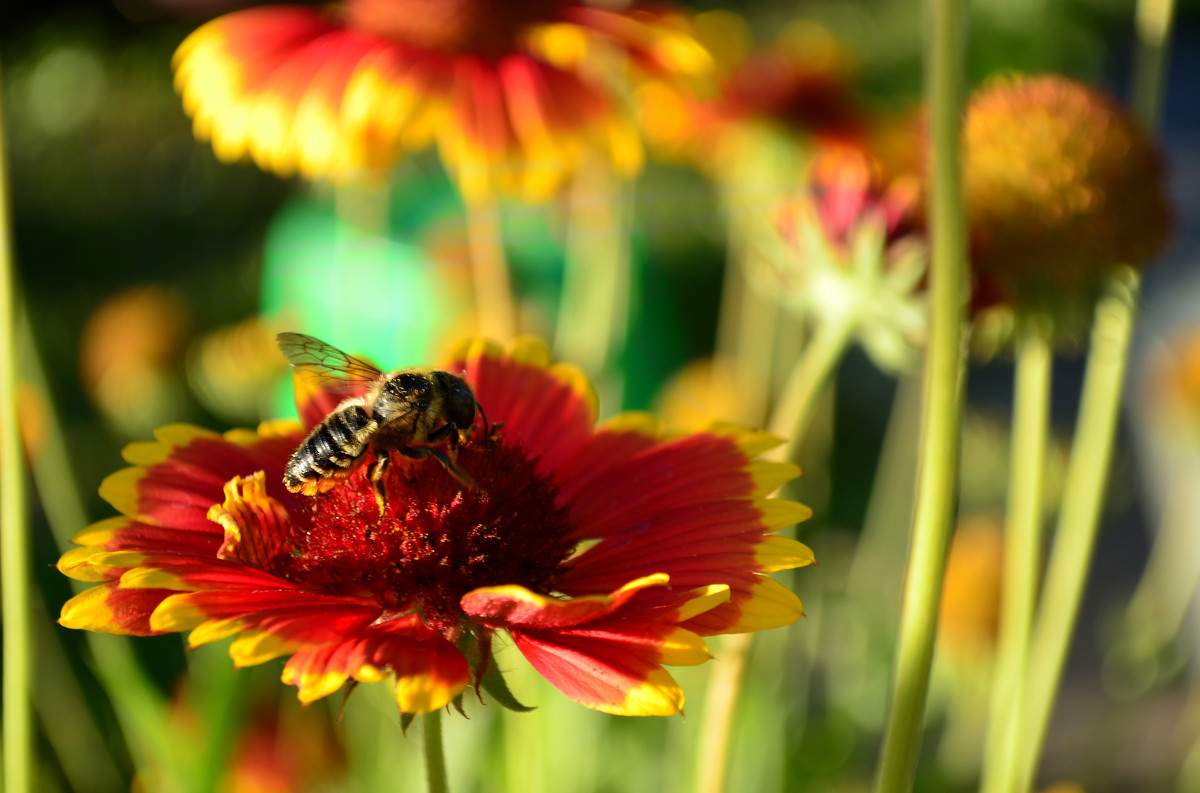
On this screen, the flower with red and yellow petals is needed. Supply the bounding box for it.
[59,338,813,716]
[173,0,712,200]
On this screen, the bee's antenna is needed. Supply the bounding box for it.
[476,400,490,439]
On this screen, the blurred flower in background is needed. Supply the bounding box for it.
[80,284,190,436]
[59,338,814,716]
[763,147,927,373]
[187,316,288,424]
[938,515,1004,664]
[220,699,346,793]
[965,74,1171,335]
[640,16,861,170]
[172,0,713,199]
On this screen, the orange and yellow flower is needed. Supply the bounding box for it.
[965,74,1171,310]
[59,338,813,716]
[173,0,712,200]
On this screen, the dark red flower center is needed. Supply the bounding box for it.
[343,0,568,56]
[281,435,577,634]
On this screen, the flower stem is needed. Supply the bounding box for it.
[1011,0,1174,779]
[872,0,968,786]
[695,311,855,793]
[1132,0,1177,128]
[1015,269,1139,791]
[980,318,1052,793]
[693,632,753,793]
[424,709,449,793]
[466,196,517,340]
[769,312,857,466]
[554,159,630,396]
[0,75,34,793]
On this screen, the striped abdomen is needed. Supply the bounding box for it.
[284,403,377,495]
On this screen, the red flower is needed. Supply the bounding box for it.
[173,0,712,199]
[60,338,813,716]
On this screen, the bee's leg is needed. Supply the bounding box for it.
[428,448,479,490]
[425,423,460,452]
[368,454,390,516]
[398,445,478,491]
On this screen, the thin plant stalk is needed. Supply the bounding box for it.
[1015,270,1139,791]
[1012,0,1175,780]
[980,319,1052,793]
[872,0,969,786]
[0,73,34,793]
[18,313,187,787]
[554,158,631,394]
[424,709,449,793]
[770,313,858,466]
[693,632,753,793]
[1131,0,1177,128]
[694,311,856,793]
[715,207,781,428]
[466,196,517,340]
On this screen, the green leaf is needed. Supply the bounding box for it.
[480,661,535,713]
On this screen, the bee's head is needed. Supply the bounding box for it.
[432,371,477,431]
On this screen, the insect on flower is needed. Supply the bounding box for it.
[277,332,485,504]
[57,338,815,717]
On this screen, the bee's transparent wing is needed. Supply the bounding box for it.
[276,332,384,389]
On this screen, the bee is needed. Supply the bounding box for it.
[276,332,483,502]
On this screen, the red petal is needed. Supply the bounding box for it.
[511,628,683,716]
[282,616,469,711]
[456,347,593,475]
[108,430,299,531]
[557,431,757,539]
[460,575,666,630]
[161,589,382,645]
[59,583,175,636]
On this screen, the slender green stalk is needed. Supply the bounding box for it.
[0,73,35,793]
[554,159,630,392]
[695,311,855,793]
[466,196,517,341]
[424,709,449,793]
[1131,0,1177,128]
[872,0,968,787]
[980,320,1052,793]
[20,310,186,787]
[1015,270,1139,791]
[769,313,858,466]
[1012,0,1174,781]
[846,375,922,615]
[693,632,753,793]
[715,201,781,428]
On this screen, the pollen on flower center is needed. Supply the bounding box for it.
[343,0,566,55]
[291,436,576,632]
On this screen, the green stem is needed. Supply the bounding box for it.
[18,317,182,787]
[872,0,968,787]
[980,319,1052,793]
[466,196,517,341]
[1015,270,1139,791]
[693,632,753,793]
[554,159,630,396]
[1131,0,1177,128]
[1012,0,1174,779]
[0,72,34,793]
[424,709,449,793]
[769,313,858,466]
[695,311,855,793]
